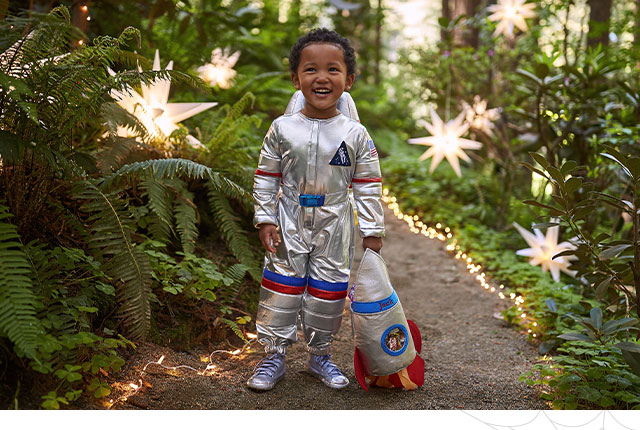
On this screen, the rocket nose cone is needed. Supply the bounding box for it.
[352,249,394,302]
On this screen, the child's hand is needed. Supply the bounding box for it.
[259,224,281,253]
[362,236,383,253]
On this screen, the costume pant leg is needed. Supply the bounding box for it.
[256,196,309,354]
[302,202,354,355]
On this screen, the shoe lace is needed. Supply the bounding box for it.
[252,354,282,377]
[314,354,343,377]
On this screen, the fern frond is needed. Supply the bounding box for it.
[223,264,249,285]
[0,204,39,359]
[220,317,247,342]
[141,177,175,243]
[173,187,198,254]
[206,184,260,280]
[104,158,247,200]
[73,180,152,340]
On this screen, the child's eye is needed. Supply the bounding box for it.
[329,67,339,72]
[305,67,316,72]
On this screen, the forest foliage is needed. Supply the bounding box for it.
[2,0,640,410]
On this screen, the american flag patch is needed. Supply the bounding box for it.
[368,139,377,157]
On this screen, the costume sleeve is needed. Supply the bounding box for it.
[352,129,385,237]
[253,122,281,228]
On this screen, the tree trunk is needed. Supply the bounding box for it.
[71,0,90,47]
[453,0,480,48]
[587,0,613,49]
[441,0,451,42]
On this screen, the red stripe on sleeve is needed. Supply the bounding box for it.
[255,169,282,178]
[262,278,305,295]
[351,177,382,183]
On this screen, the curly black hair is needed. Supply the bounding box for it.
[288,28,356,76]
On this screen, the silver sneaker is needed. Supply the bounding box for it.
[246,353,286,391]
[306,354,349,389]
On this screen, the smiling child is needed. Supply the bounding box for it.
[248,28,385,391]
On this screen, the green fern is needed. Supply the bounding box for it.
[206,184,259,280]
[173,186,198,254]
[220,317,247,342]
[0,204,40,359]
[141,177,176,244]
[104,158,246,200]
[73,181,152,340]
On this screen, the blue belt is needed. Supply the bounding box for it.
[299,194,325,207]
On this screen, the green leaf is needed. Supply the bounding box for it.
[627,157,640,178]
[600,244,632,260]
[558,332,593,342]
[547,166,564,185]
[601,152,632,177]
[529,152,549,169]
[616,342,640,353]
[519,162,548,178]
[517,69,544,86]
[564,177,582,194]
[539,340,557,354]
[599,396,616,408]
[590,308,603,330]
[546,298,558,313]
[595,276,613,300]
[560,160,578,175]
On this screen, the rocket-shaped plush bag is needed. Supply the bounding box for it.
[349,248,425,391]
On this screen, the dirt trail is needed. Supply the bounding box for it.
[99,205,547,410]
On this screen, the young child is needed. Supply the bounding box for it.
[248,28,385,391]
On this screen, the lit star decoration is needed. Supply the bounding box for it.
[408,108,482,177]
[513,222,577,282]
[462,96,500,137]
[196,48,240,89]
[487,0,536,38]
[109,50,217,147]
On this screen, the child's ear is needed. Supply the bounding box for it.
[291,72,301,90]
[345,73,355,91]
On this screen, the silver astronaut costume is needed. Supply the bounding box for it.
[253,91,385,355]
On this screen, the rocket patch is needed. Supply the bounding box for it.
[329,141,351,166]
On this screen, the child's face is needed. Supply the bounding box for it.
[291,43,355,119]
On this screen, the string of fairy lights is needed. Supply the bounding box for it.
[381,188,537,337]
[107,334,258,408]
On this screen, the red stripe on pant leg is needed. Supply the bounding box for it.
[306,287,347,300]
[351,177,382,183]
[262,278,305,295]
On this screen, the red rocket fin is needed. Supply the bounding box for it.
[407,319,422,353]
[354,347,369,392]
[405,353,425,388]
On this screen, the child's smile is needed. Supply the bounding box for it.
[291,43,355,119]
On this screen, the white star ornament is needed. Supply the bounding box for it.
[513,222,577,282]
[408,108,482,177]
[109,49,216,147]
[463,96,500,137]
[196,48,240,89]
[487,0,536,38]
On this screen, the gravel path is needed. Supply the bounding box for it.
[99,205,547,410]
